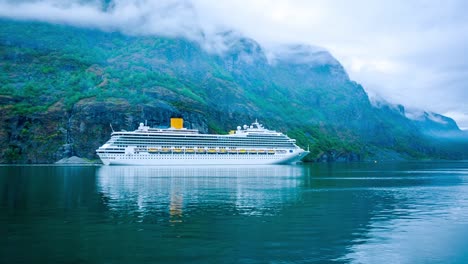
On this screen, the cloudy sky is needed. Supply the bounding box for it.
[1,0,467,129]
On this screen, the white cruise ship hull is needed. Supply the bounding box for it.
[96,119,310,166]
[98,150,308,166]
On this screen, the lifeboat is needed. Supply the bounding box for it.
[160,148,171,153]
[148,148,158,153]
[185,148,195,154]
[196,148,206,153]
[173,148,182,153]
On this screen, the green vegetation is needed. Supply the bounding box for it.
[1,19,467,163]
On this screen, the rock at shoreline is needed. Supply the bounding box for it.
[55,156,97,164]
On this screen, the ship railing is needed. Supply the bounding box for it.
[145,147,280,155]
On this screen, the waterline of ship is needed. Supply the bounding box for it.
[96,118,309,165]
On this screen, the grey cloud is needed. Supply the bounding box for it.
[0,0,206,45]
[1,0,467,129]
[0,0,243,54]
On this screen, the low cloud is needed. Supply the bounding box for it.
[1,0,467,128]
[0,0,222,50]
[0,0,252,54]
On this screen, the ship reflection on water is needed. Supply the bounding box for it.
[3,163,468,263]
[96,165,306,219]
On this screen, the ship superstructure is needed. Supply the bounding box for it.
[96,118,309,165]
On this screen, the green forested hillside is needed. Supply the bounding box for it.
[0,19,466,163]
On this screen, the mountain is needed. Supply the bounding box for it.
[1,19,467,163]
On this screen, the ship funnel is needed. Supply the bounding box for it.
[170,117,184,129]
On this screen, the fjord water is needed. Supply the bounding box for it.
[1,162,468,263]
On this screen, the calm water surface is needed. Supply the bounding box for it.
[1,162,468,263]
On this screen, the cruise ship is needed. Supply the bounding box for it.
[96,118,309,165]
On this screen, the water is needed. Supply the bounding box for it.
[1,162,468,263]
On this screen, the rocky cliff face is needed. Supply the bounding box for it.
[0,19,466,163]
[1,97,213,163]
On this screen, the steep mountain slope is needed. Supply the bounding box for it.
[0,19,466,163]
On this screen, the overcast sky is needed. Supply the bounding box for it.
[1,0,467,129]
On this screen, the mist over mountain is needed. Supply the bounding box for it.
[0,19,467,163]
